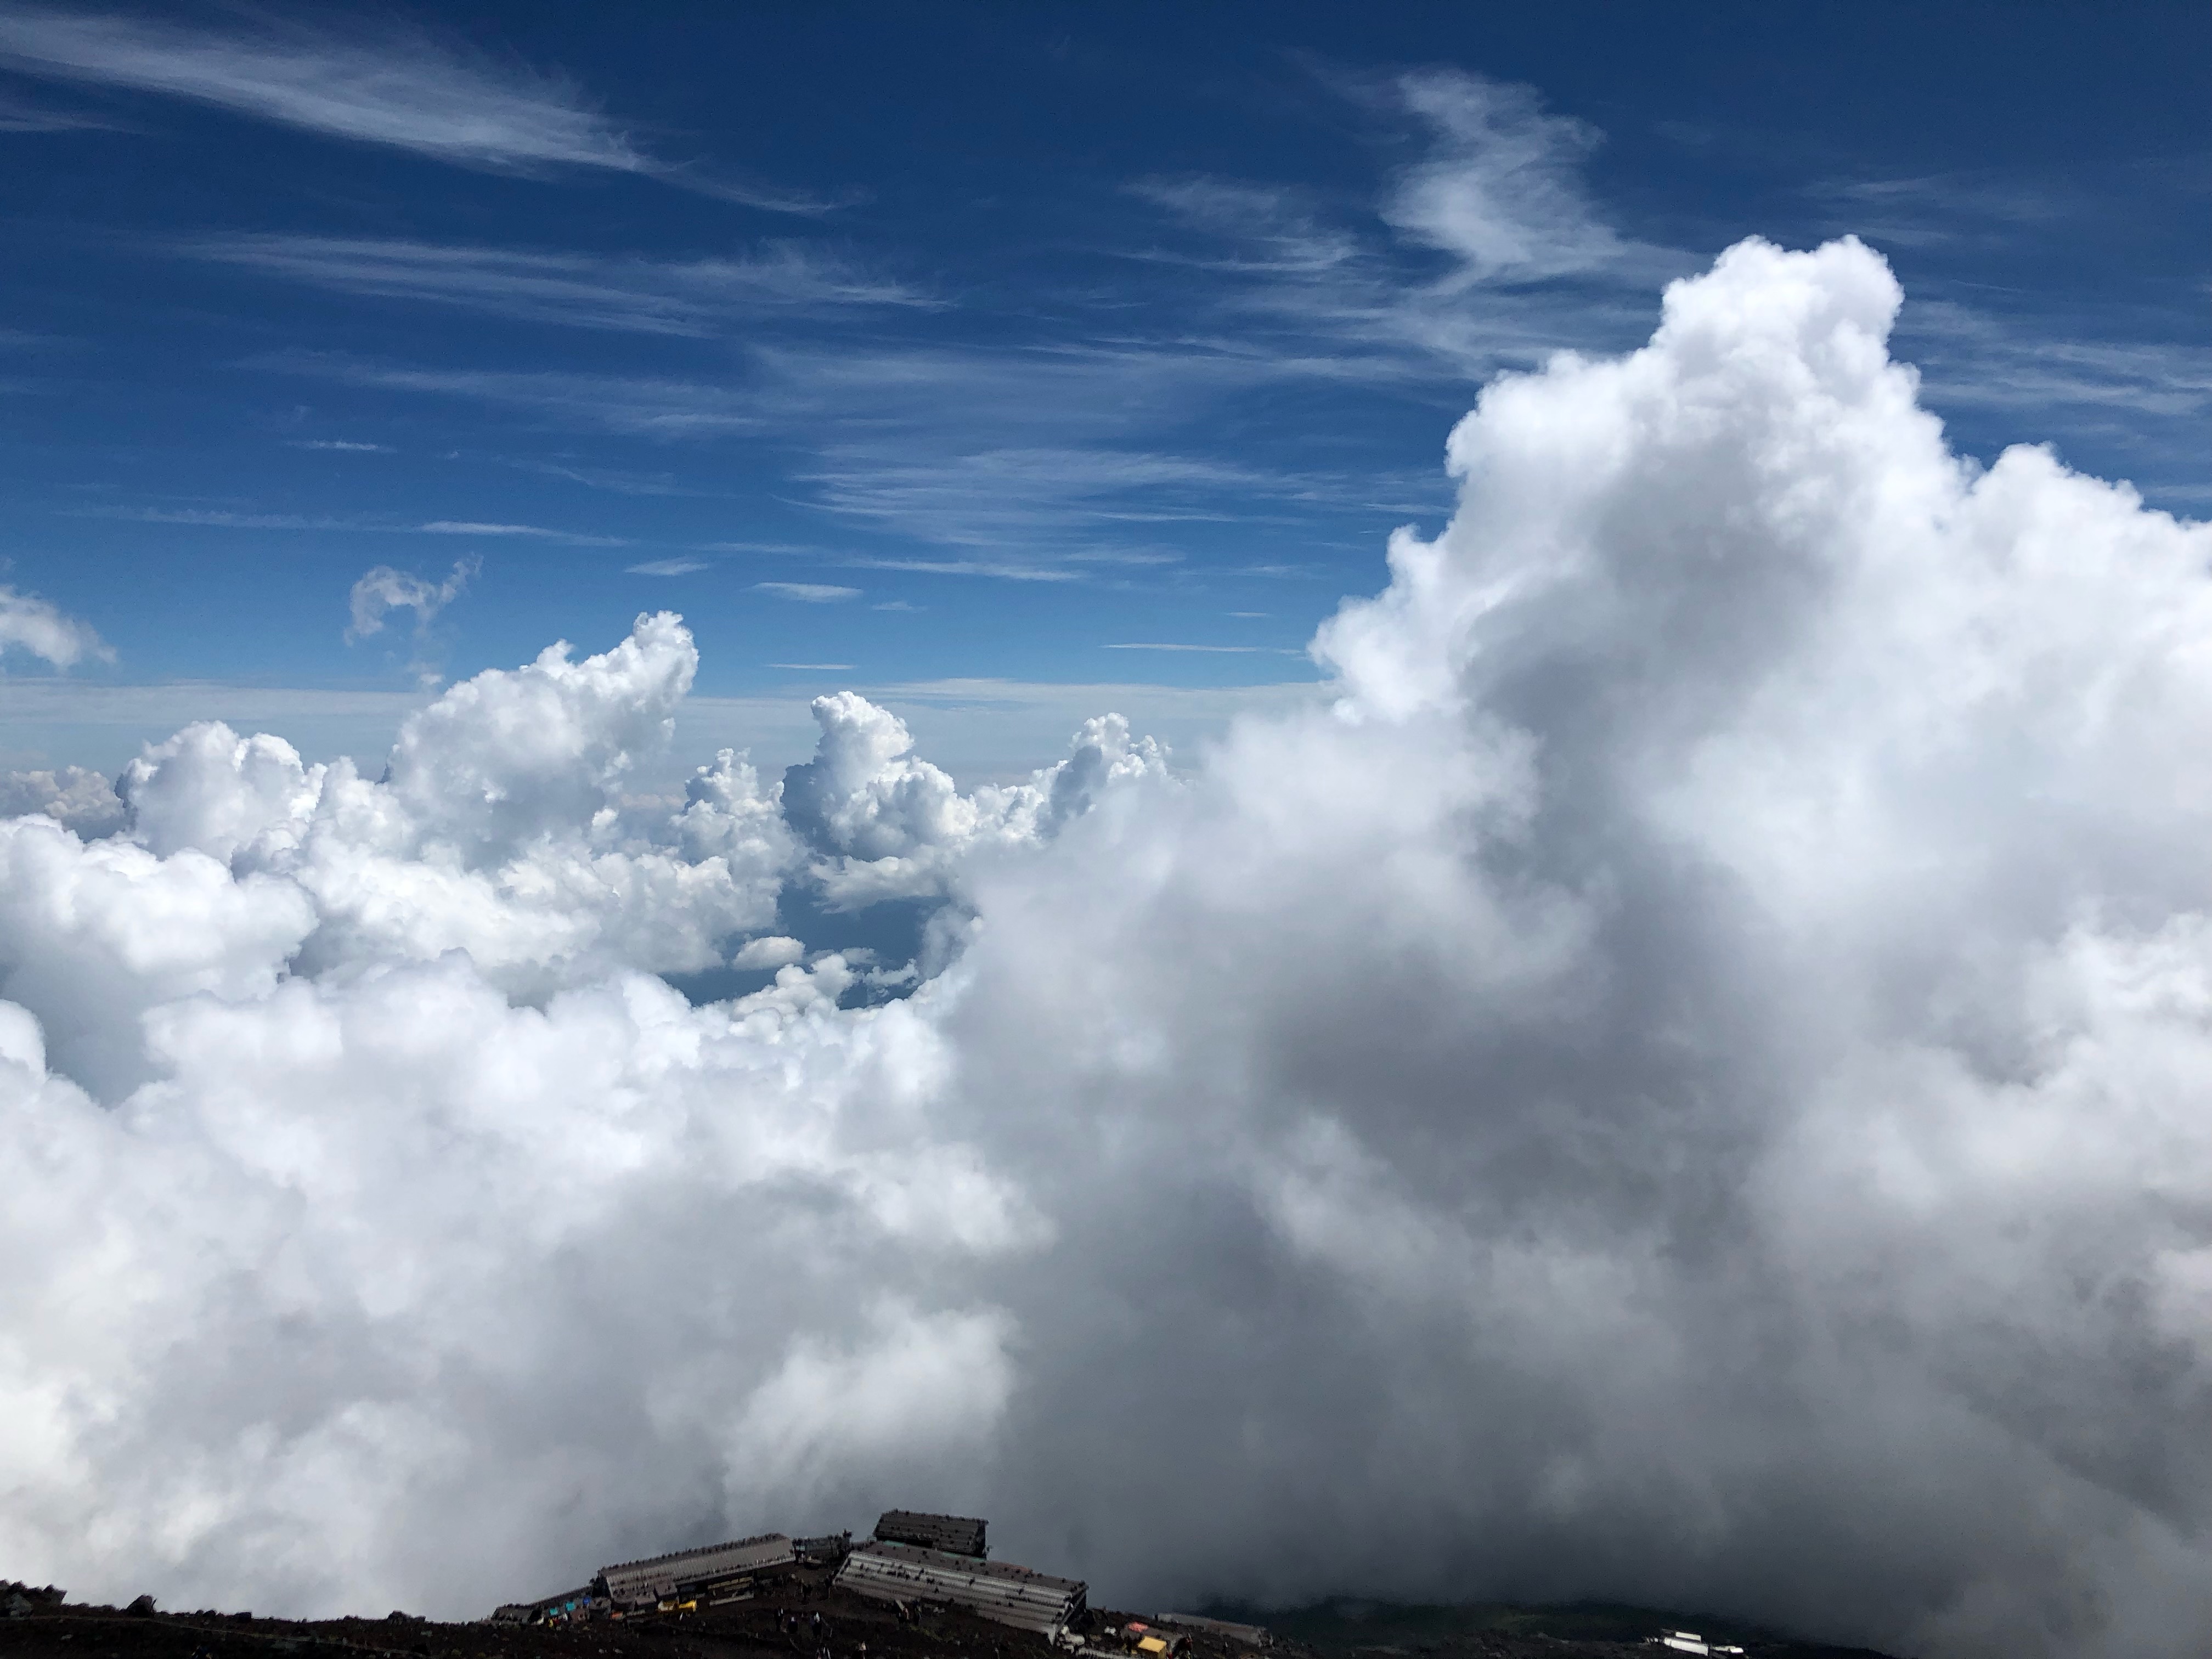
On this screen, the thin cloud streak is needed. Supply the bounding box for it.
[253,353,764,436]
[417,520,628,546]
[182,235,938,335]
[753,582,860,602]
[64,505,626,545]
[841,557,1083,583]
[1900,299,2212,420]
[1121,67,1684,383]
[0,85,127,131]
[0,6,645,173]
[0,5,835,208]
[1101,642,1287,653]
[71,506,354,530]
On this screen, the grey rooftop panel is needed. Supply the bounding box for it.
[836,1540,1084,1636]
[872,1510,988,1558]
[597,1534,794,1605]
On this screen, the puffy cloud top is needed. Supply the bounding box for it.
[2,239,2208,1659]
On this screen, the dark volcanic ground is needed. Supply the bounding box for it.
[0,1571,1903,1659]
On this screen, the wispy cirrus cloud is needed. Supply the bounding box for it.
[626,557,712,577]
[798,444,1278,551]
[75,506,336,528]
[1122,177,1361,276]
[1377,69,1627,284]
[0,83,127,131]
[223,75,1667,586]
[1899,298,2212,421]
[1101,641,1290,653]
[0,6,833,209]
[247,314,1449,583]
[839,556,1082,583]
[508,460,700,497]
[67,504,628,546]
[1122,68,1679,375]
[183,235,937,334]
[752,582,860,602]
[416,520,628,546]
[1807,168,2088,252]
[256,353,764,437]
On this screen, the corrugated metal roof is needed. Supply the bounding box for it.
[597,1534,795,1605]
[873,1510,988,1558]
[834,1541,1084,1636]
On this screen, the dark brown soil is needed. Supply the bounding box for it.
[0,1571,1900,1659]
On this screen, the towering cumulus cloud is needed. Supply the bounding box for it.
[1,239,2206,1658]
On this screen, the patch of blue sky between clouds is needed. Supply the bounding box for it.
[0,3,2199,775]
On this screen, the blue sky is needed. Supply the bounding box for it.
[1,0,2204,778]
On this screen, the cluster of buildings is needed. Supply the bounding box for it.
[1654,1634,1745,1656]
[493,1515,1749,1656]
[493,1508,1263,1652]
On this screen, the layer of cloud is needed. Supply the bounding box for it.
[0,583,111,670]
[1,241,2208,1659]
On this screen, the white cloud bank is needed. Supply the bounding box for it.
[1,239,2208,1658]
